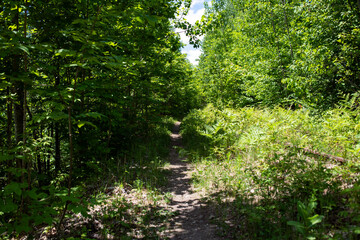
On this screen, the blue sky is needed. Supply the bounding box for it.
[177,0,211,65]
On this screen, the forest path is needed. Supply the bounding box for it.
[164,121,220,240]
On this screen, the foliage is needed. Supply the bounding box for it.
[181,101,360,239]
[197,0,360,109]
[0,0,196,237]
[2,0,360,237]
[287,195,324,239]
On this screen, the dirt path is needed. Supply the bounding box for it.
[165,121,220,240]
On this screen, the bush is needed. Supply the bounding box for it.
[181,103,360,239]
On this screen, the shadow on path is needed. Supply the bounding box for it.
[165,122,221,240]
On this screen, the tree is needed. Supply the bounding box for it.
[0,0,196,236]
[197,0,360,109]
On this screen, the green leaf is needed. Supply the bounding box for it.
[77,112,105,119]
[69,204,89,217]
[55,49,77,57]
[42,215,54,225]
[4,182,22,196]
[26,189,38,200]
[0,73,7,81]
[308,214,324,227]
[135,16,144,23]
[64,63,83,68]
[77,121,85,128]
[145,15,158,27]
[15,216,32,233]
[63,195,80,203]
[0,201,18,213]
[18,45,29,55]
[48,111,68,121]
[77,120,97,129]
[0,154,14,162]
[287,221,305,234]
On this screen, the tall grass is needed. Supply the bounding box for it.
[181,103,360,239]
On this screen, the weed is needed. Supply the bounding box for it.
[181,103,360,239]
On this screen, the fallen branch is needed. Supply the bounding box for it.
[285,143,347,164]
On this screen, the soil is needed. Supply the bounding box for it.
[164,121,221,240]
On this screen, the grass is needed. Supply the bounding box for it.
[181,103,360,239]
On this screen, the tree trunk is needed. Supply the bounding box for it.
[12,8,25,179]
[54,65,61,173]
[67,106,74,191]
[48,126,53,174]
[6,87,12,148]
[24,1,30,189]
[13,80,24,167]
[6,86,13,183]
[36,127,42,174]
[55,123,61,172]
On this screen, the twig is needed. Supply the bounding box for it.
[285,142,347,164]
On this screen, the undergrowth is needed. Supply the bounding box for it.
[181,102,360,239]
[85,116,176,190]
[1,117,176,239]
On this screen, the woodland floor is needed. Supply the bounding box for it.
[36,122,222,239]
[164,122,221,240]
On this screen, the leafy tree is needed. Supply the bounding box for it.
[197,0,360,109]
[0,0,197,237]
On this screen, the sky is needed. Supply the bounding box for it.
[177,0,211,65]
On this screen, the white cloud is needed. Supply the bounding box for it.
[176,0,210,65]
[184,48,202,65]
[176,1,205,44]
[186,6,205,25]
[177,29,189,44]
[192,0,206,5]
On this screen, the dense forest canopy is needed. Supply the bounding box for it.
[197,0,360,109]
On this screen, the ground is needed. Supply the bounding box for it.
[164,121,221,240]
[35,121,222,240]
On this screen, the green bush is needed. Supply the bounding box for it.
[181,102,360,239]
